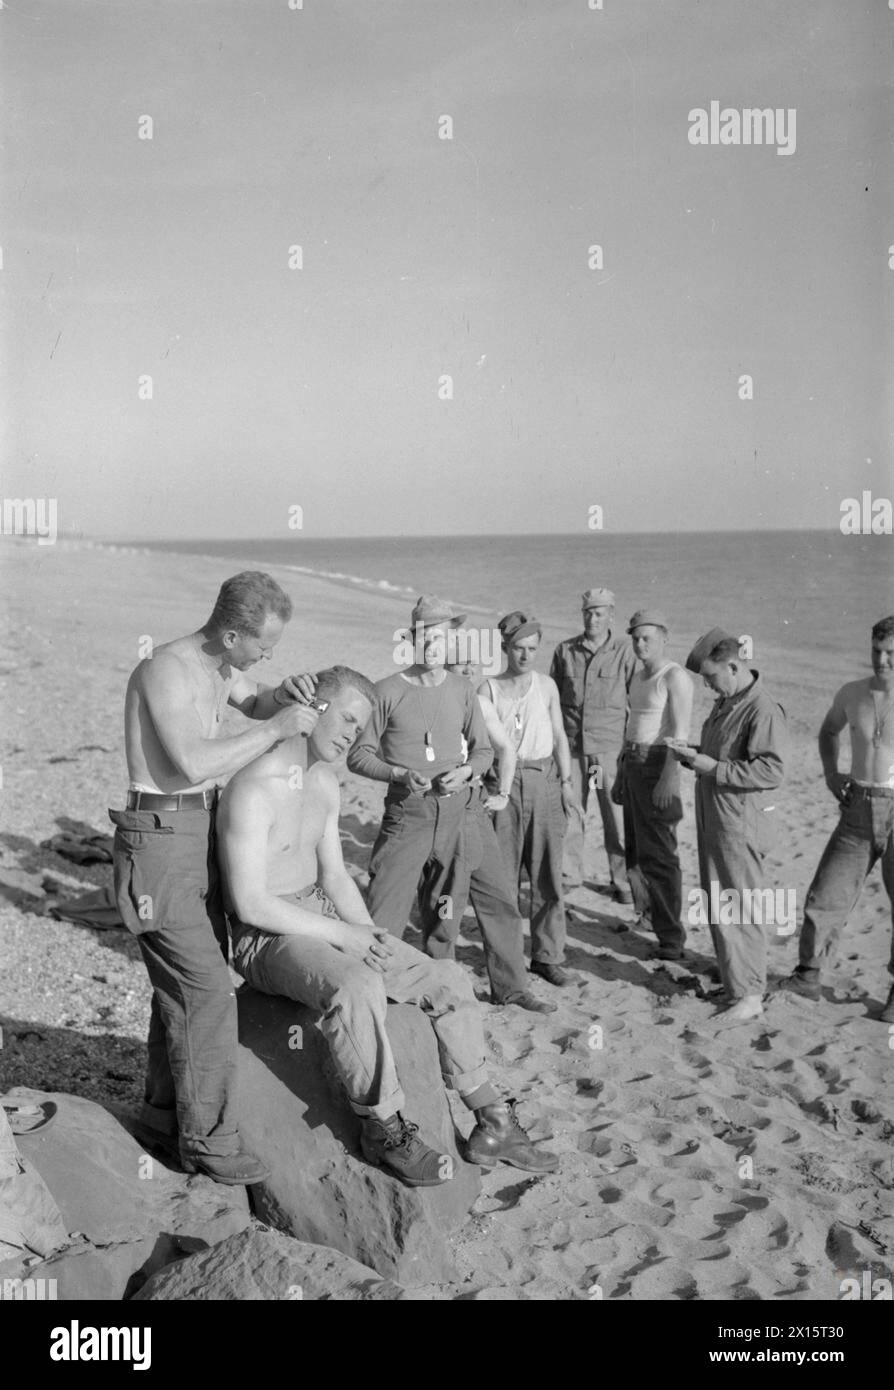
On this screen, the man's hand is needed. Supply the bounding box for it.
[433,765,472,794]
[667,741,699,768]
[652,777,678,809]
[334,922,395,975]
[393,767,432,793]
[825,771,851,804]
[484,792,509,812]
[273,702,321,739]
[560,777,577,818]
[275,673,317,704]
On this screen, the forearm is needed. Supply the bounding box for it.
[468,745,495,776]
[346,744,396,781]
[715,752,785,791]
[319,869,375,927]
[178,719,283,783]
[554,726,572,782]
[246,686,285,720]
[234,891,347,944]
[498,742,517,793]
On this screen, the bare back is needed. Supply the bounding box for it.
[125,634,234,793]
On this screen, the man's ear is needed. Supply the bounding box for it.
[221,629,239,650]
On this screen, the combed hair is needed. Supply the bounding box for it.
[208,572,293,637]
[707,637,742,663]
[315,665,377,705]
[872,615,894,643]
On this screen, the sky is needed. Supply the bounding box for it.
[2,0,891,539]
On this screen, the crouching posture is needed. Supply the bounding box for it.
[217,666,558,1187]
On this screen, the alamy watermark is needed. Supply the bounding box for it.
[1,497,58,545]
[688,103,796,157]
[392,624,502,678]
[687,881,796,935]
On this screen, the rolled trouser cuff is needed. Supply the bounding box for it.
[349,1089,406,1122]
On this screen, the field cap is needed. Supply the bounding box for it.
[582,587,615,609]
[499,610,542,644]
[686,627,737,674]
[410,594,466,628]
[627,608,669,634]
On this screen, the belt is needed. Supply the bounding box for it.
[516,757,553,772]
[851,784,894,799]
[625,741,660,754]
[126,789,217,811]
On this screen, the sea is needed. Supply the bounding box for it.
[138,531,889,669]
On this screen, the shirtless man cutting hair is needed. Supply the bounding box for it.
[111,570,319,1184]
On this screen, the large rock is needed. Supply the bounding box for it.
[133,1225,423,1300]
[0,1088,250,1299]
[237,990,481,1286]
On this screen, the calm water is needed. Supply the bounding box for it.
[140,531,888,664]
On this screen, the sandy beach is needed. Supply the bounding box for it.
[1,537,891,1300]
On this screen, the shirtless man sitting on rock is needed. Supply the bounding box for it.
[217,665,559,1188]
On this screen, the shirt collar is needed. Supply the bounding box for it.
[577,627,615,654]
[716,669,761,711]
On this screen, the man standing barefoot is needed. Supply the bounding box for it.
[672,630,787,1023]
[550,588,636,900]
[779,616,894,1022]
[110,571,319,1183]
[621,610,693,961]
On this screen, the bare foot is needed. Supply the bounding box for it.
[714,994,764,1024]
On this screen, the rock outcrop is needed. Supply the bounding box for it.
[237,990,481,1286]
[133,1225,423,1300]
[0,1088,250,1299]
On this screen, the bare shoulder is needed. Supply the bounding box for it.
[666,664,691,687]
[219,763,278,824]
[538,672,560,700]
[306,762,341,809]
[135,638,196,692]
[835,678,872,712]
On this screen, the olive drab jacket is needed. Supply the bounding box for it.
[549,630,637,756]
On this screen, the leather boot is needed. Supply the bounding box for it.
[465,1099,559,1174]
[530,961,576,987]
[493,990,557,1014]
[360,1113,453,1187]
[776,970,821,1001]
[181,1150,271,1186]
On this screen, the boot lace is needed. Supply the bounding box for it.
[381,1116,422,1154]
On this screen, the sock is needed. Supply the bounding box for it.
[461,1082,501,1111]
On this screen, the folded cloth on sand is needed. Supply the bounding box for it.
[48,883,123,931]
[0,1104,69,1261]
[40,832,114,865]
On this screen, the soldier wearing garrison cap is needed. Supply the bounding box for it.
[550,587,637,900]
[671,628,788,1022]
[479,611,576,986]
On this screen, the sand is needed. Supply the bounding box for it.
[1,537,892,1300]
